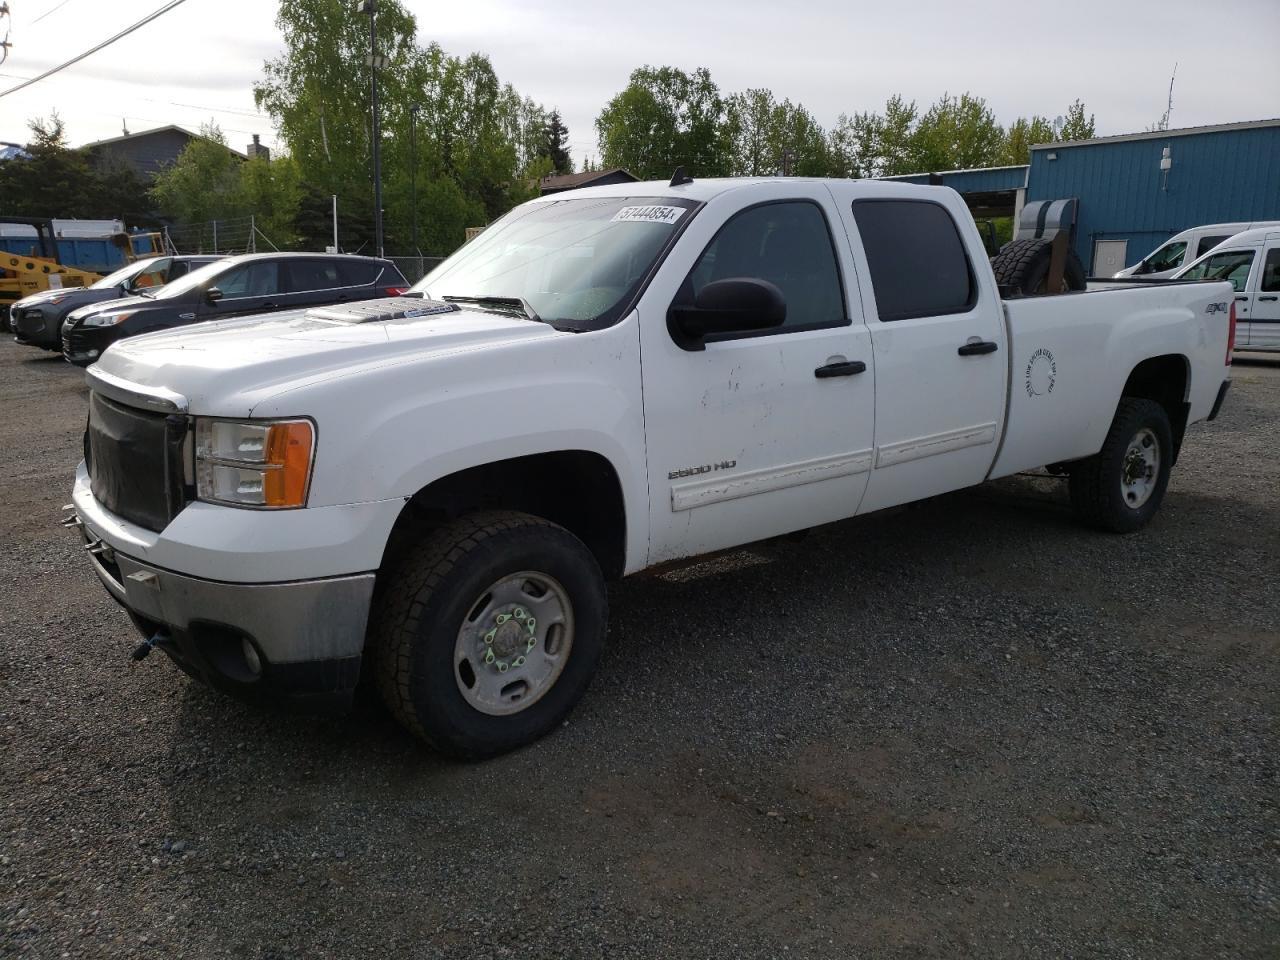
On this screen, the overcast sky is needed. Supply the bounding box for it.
[1,0,1277,164]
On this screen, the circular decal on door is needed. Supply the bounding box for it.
[1025,348,1057,397]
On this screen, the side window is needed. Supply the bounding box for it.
[852,199,975,322]
[216,262,281,298]
[288,259,344,292]
[1180,250,1255,292]
[1195,235,1231,257]
[1140,241,1187,274]
[131,258,170,289]
[682,201,845,332]
[1261,248,1280,293]
[338,259,383,286]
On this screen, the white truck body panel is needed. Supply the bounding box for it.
[79,177,1234,586]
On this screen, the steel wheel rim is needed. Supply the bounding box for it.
[454,570,574,716]
[1120,427,1160,509]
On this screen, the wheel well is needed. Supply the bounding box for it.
[381,451,628,580]
[1122,354,1190,462]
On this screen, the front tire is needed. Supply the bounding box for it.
[371,511,607,759]
[1069,398,1173,533]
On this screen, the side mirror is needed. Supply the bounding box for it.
[668,278,786,350]
[205,286,223,304]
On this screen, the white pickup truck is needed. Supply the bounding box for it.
[68,177,1235,757]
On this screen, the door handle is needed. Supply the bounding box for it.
[1256,295,1276,302]
[814,360,867,378]
[958,340,999,356]
[262,302,278,309]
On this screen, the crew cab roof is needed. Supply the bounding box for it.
[526,175,941,205]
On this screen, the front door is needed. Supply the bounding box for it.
[199,260,285,324]
[832,190,1008,514]
[638,183,876,565]
[1250,244,1280,350]
[1179,248,1258,348]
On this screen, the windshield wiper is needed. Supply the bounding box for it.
[134,287,156,298]
[442,295,543,324]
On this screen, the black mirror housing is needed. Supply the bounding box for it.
[668,277,786,350]
[205,286,224,304]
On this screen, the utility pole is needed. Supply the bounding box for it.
[410,103,421,259]
[361,0,384,258]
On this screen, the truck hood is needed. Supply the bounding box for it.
[68,294,149,321]
[15,286,114,310]
[89,298,563,416]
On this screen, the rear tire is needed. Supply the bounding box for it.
[991,238,1087,295]
[1069,398,1172,533]
[371,511,607,759]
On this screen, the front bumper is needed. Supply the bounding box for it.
[63,323,120,366]
[70,509,376,711]
[11,306,64,348]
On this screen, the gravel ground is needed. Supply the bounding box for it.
[1,341,1277,959]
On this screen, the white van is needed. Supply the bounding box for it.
[1173,226,1280,352]
[1115,221,1280,279]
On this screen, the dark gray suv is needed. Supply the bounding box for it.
[11,255,222,350]
[62,253,410,366]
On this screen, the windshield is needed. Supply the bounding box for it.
[1137,240,1187,274]
[1178,249,1255,292]
[414,196,699,330]
[151,258,236,299]
[90,258,159,290]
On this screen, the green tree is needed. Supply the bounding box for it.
[149,122,246,225]
[1058,99,1096,141]
[595,65,729,179]
[0,114,154,223]
[540,110,572,174]
[238,154,304,249]
[909,92,1005,172]
[256,1,547,254]
[1001,115,1056,164]
[724,88,777,175]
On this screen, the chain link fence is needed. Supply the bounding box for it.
[387,256,445,284]
[164,216,280,256]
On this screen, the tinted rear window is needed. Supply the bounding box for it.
[338,260,385,286]
[852,200,975,322]
[289,259,344,292]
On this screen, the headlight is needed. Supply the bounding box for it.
[194,418,315,508]
[82,311,134,327]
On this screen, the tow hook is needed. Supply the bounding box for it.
[131,631,171,662]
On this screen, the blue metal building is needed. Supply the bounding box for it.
[1026,118,1280,273]
[884,118,1280,276]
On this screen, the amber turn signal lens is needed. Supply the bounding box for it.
[262,421,314,507]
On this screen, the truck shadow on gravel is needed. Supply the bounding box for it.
[154,474,1279,957]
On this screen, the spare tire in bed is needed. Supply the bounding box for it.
[991,238,1087,295]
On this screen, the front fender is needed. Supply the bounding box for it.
[251,316,651,574]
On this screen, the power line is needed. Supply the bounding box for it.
[31,0,76,25]
[0,0,191,99]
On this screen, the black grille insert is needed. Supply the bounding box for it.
[85,392,188,532]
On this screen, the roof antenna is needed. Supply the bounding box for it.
[669,166,693,187]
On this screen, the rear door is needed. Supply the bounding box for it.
[832,189,1008,514]
[285,258,348,308]
[638,182,876,564]
[1250,244,1280,350]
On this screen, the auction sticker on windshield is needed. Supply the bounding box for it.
[611,205,686,225]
